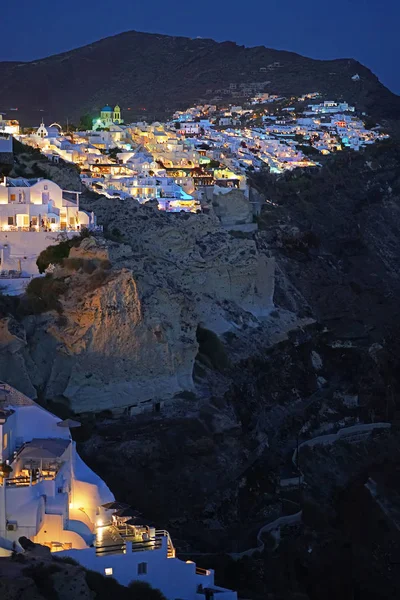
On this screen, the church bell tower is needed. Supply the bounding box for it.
[113,105,122,124]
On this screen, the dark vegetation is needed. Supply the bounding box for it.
[196,325,230,371]
[85,570,167,600]
[22,276,67,314]
[22,563,62,600]
[0,231,111,318]
[36,231,90,273]
[10,556,166,600]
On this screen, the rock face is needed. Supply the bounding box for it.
[0,201,275,412]
[43,267,197,412]
[11,142,82,192]
[211,187,253,227]
[0,541,93,600]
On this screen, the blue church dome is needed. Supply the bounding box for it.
[101,106,113,112]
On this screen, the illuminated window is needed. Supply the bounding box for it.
[3,433,8,450]
[138,562,147,575]
[105,568,113,576]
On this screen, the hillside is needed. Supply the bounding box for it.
[0,30,400,125]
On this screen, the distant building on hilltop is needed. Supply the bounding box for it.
[93,105,123,130]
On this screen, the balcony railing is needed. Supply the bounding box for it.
[5,472,57,486]
[95,536,162,556]
[94,528,174,557]
[0,224,103,233]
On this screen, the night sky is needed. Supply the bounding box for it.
[1,0,399,94]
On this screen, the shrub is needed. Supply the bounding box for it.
[37,239,78,273]
[84,570,167,600]
[53,555,79,566]
[104,226,124,242]
[196,326,230,371]
[0,292,20,318]
[36,231,90,273]
[127,580,167,600]
[22,564,61,600]
[22,275,67,314]
[85,569,124,599]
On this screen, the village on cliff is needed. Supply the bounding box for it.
[0,90,391,598]
[0,92,389,291]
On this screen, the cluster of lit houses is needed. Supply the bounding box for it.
[0,94,388,284]
[8,94,388,208]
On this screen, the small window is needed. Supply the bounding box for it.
[8,217,14,225]
[3,433,8,450]
[105,568,113,576]
[44,185,48,190]
[138,562,147,575]
[10,194,16,202]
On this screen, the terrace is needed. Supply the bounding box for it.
[3,438,70,487]
[95,523,175,558]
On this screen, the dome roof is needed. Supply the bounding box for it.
[101,106,113,112]
[114,105,121,111]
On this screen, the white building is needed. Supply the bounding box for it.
[0,177,93,233]
[0,383,236,600]
[178,122,200,135]
[36,121,60,139]
[0,177,98,276]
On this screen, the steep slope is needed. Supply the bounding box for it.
[78,139,400,599]
[0,203,277,412]
[0,30,399,124]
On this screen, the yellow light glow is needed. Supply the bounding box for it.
[97,519,103,527]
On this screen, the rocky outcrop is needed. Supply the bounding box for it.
[211,187,253,227]
[0,541,93,600]
[40,267,197,412]
[0,201,277,412]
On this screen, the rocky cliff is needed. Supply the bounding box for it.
[0,201,277,413]
[78,139,400,600]
[2,137,400,599]
[0,538,165,600]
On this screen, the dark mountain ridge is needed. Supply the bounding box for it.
[0,30,399,125]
